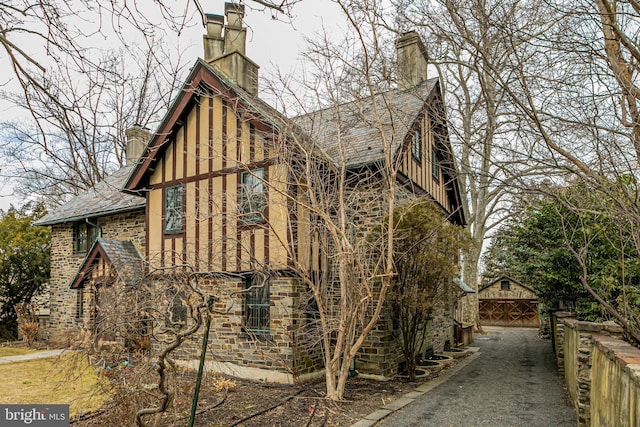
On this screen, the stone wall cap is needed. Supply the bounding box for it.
[554,311,576,318]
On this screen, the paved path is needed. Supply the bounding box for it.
[376,327,575,427]
[0,349,67,364]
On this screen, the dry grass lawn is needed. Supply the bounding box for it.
[0,353,109,416]
[0,347,37,357]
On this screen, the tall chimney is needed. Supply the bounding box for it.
[125,125,152,165]
[203,14,224,61]
[204,2,259,95]
[396,31,429,91]
[224,3,247,55]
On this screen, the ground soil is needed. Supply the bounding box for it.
[73,351,470,427]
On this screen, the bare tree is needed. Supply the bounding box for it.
[0,45,186,205]
[0,0,305,205]
[254,0,458,400]
[390,0,559,326]
[473,0,640,337]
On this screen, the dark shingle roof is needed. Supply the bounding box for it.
[35,165,144,226]
[97,239,145,285]
[292,80,436,167]
[70,238,145,288]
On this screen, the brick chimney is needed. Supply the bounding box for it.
[396,31,429,91]
[203,3,259,95]
[125,125,152,165]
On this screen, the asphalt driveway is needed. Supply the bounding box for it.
[378,327,576,427]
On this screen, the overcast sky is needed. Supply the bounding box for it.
[0,0,344,211]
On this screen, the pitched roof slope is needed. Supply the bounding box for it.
[292,79,436,167]
[35,165,144,226]
[125,58,310,191]
[70,238,145,289]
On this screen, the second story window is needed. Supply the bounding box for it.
[501,279,510,291]
[240,169,266,223]
[164,185,184,233]
[411,129,422,161]
[432,147,440,181]
[75,222,98,253]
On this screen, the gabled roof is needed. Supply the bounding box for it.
[70,238,145,289]
[480,275,536,294]
[124,58,298,192]
[123,57,464,225]
[34,165,144,226]
[292,79,437,168]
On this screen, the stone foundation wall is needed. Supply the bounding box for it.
[357,287,455,379]
[168,276,323,382]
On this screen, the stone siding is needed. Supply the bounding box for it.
[357,285,455,379]
[168,276,323,383]
[47,210,145,344]
[351,182,457,378]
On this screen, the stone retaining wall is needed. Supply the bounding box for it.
[553,313,630,426]
[590,336,640,426]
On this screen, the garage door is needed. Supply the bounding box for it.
[479,299,539,327]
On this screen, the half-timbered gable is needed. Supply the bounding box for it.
[124,60,294,275]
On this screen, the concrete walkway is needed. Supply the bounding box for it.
[0,349,67,364]
[354,327,576,427]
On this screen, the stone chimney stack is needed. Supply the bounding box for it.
[396,31,429,91]
[125,125,152,166]
[224,3,247,55]
[203,3,259,95]
[203,14,224,61]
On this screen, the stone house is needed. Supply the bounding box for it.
[34,129,148,344]
[36,3,466,382]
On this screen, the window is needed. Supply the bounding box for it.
[164,185,184,232]
[75,222,98,253]
[240,169,266,223]
[76,289,84,320]
[501,280,510,291]
[411,129,422,161]
[432,147,440,181]
[244,274,270,335]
